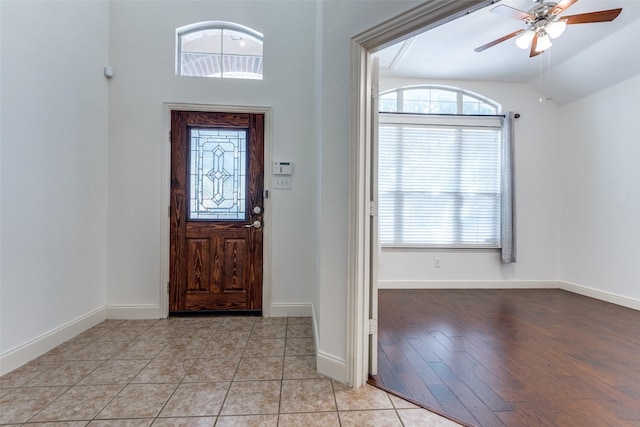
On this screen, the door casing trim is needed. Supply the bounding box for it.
[347,0,498,387]
[161,103,273,319]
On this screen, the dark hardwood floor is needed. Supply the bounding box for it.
[369,289,640,427]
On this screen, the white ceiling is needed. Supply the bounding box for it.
[374,0,640,104]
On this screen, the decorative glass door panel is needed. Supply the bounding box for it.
[170,111,264,313]
[189,128,247,220]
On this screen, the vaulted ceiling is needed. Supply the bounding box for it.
[375,0,640,104]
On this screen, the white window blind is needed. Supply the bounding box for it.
[379,113,503,247]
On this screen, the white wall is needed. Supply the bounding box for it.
[106,1,317,315]
[376,74,640,309]
[377,78,562,288]
[0,0,109,371]
[315,0,422,381]
[559,74,640,302]
[0,0,423,380]
[106,0,430,381]
[6,0,632,383]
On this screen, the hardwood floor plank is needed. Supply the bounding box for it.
[378,340,446,410]
[427,383,479,426]
[428,361,507,427]
[496,401,559,427]
[376,344,410,396]
[375,289,640,427]
[617,385,640,400]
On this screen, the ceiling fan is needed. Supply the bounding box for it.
[475,0,623,57]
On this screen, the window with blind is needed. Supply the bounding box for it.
[379,86,504,248]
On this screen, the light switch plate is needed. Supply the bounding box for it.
[273,176,291,189]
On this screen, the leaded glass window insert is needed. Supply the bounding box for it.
[189,128,247,220]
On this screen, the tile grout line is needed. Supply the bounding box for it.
[3,316,448,427]
[330,376,343,427]
[275,320,288,427]
[26,327,139,424]
[87,321,158,424]
[208,319,230,426]
[25,321,155,425]
[215,317,255,424]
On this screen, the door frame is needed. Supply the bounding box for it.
[161,103,272,319]
[347,0,497,387]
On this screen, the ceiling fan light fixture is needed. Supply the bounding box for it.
[536,32,552,52]
[546,19,567,39]
[476,2,623,56]
[515,30,535,49]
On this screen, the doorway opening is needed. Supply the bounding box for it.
[348,0,496,387]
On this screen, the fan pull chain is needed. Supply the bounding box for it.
[539,53,544,103]
[539,49,553,103]
[547,48,553,101]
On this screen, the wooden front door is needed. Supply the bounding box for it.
[170,111,264,314]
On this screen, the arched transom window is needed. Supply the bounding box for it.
[176,21,263,80]
[380,85,500,115]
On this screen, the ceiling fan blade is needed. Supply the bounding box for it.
[529,35,543,58]
[490,5,535,22]
[562,8,622,25]
[475,29,525,52]
[551,0,580,15]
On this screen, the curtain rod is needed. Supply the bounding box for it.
[379,112,520,119]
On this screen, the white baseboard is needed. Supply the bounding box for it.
[317,350,347,383]
[268,303,313,317]
[105,305,164,319]
[378,280,559,289]
[273,304,347,383]
[0,307,106,376]
[107,303,313,319]
[560,281,640,311]
[378,280,639,311]
[310,304,347,383]
[311,304,319,361]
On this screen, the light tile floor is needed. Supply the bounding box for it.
[1,317,460,426]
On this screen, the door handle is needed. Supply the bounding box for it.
[244,220,261,229]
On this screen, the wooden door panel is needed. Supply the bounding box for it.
[170,111,264,314]
[222,238,248,291]
[184,112,249,128]
[186,239,210,292]
[185,235,250,310]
